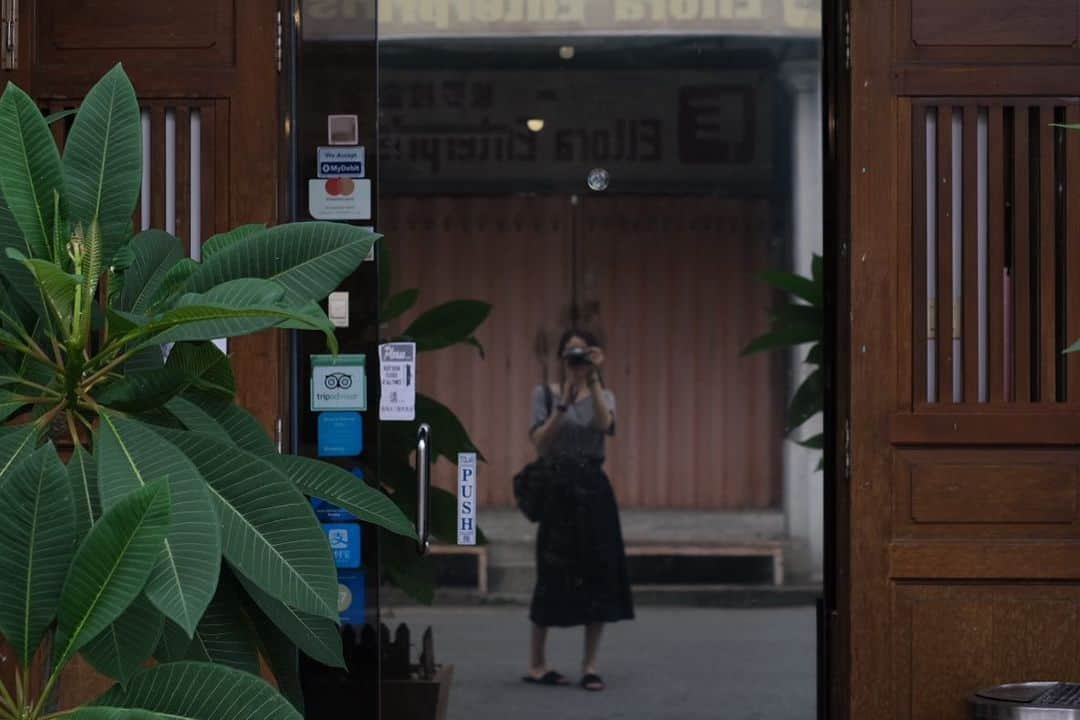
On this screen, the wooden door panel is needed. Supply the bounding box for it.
[893,585,1080,720]
[851,0,1080,717]
[36,0,235,67]
[909,0,1079,48]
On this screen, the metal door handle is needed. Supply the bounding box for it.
[416,423,432,555]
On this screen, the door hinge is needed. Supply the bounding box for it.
[843,419,851,479]
[275,10,283,74]
[842,9,851,72]
[275,417,284,453]
[1,0,18,72]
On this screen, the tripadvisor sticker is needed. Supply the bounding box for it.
[311,354,367,411]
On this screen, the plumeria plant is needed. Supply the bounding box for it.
[0,64,415,720]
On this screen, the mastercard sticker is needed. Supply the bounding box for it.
[309,178,372,220]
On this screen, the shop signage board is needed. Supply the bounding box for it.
[379,69,773,193]
[304,0,820,40]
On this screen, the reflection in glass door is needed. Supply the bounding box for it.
[375,6,824,719]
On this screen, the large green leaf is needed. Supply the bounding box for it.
[94,366,191,412]
[0,444,75,665]
[81,594,165,685]
[95,413,220,637]
[62,63,142,263]
[164,393,274,457]
[68,445,101,543]
[234,570,344,668]
[153,619,193,663]
[124,279,337,351]
[787,368,824,432]
[0,421,39,488]
[179,574,260,675]
[279,454,415,539]
[97,661,302,720]
[164,396,229,438]
[54,481,172,666]
[742,322,821,356]
[201,224,265,260]
[0,82,64,259]
[118,230,186,314]
[0,389,27,423]
[146,257,198,312]
[381,288,419,324]
[152,428,338,620]
[58,709,159,720]
[185,222,378,305]
[403,300,492,353]
[186,391,275,456]
[758,269,822,307]
[164,342,235,398]
[247,605,304,713]
[7,249,81,329]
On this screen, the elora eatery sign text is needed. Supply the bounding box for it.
[304,0,820,38]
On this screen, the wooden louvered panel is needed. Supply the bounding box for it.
[910,99,1078,407]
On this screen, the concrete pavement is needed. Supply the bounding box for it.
[383,605,816,720]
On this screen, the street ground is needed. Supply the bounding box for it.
[384,605,816,720]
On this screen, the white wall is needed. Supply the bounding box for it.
[781,59,824,582]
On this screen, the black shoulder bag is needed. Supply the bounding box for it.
[513,386,555,522]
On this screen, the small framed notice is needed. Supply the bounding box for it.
[379,343,416,421]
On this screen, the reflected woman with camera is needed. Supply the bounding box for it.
[523,329,634,692]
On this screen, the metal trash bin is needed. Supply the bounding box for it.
[971,682,1080,718]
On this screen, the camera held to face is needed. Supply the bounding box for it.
[563,346,593,368]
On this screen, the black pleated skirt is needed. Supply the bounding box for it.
[529,460,635,628]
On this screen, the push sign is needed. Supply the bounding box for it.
[457,453,477,546]
[311,354,367,411]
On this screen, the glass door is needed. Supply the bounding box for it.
[374,5,826,719]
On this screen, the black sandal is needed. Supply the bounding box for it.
[523,670,570,686]
[581,673,606,691]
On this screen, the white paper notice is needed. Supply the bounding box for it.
[379,342,416,421]
[457,453,477,546]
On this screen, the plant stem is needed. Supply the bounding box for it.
[81,347,139,391]
[35,401,67,434]
[0,678,19,719]
[65,411,82,450]
[29,659,63,720]
[0,378,61,398]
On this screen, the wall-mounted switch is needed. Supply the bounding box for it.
[328,291,350,328]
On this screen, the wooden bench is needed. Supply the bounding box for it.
[428,544,489,595]
[624,542,785,586]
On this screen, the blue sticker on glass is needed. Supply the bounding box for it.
[337,570,366,626]
[323,522,361,568]
[310,496,356,523]
[317,412,363,457]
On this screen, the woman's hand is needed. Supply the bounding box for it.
[586,346,605,367]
